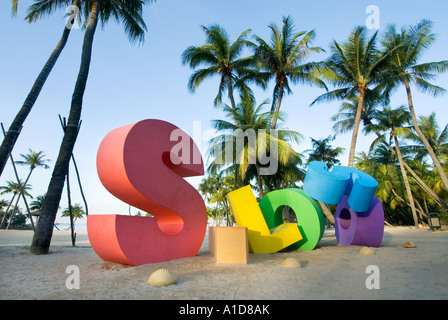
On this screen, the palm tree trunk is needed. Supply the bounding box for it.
[390,185,426,218]
[270,84,284,129]
[394,135,419,228]
[19,168,35,230]
[404,79,448,192]
[319,201,335,225]
[30,0,100,254]
[0,24,72,177]
[255,163,264,199]
[379,135,448,209]
[225,74,239,125]
[6,192,21,230]
[1,194,16,227]
[348,90,365,167]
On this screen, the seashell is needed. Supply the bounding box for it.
[358,246,375,255]
[147,269,176,287]
[402,241,416,248]
[281,257,302,268]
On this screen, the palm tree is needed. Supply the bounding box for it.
[0,180,32,229]
[11,0,19,16]
[253,15,327,129]
[261,156,304,192]
[381,19,448,191]
[405,112,448,162]
[356,148,416,225]
[30,0,152,255]
[0,0,78,177]
[367,106,419,227]
[312,26,401,167]
[207,92,302,199]
[62,203,86,223]
[30,194,45,211]
[305,135,345,169]
[0,199,9,212]
[15,149,50,184]
[331,90,385,136]
[198,172,236,226]
[181,24,264,117]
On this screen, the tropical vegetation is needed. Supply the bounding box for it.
[1,4,447,255]
[189,17,448,228]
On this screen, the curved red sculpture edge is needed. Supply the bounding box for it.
[87,214,206,265]
[87,119,207,266]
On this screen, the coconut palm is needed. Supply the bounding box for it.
[15,149,50,184]
[312,26,401,167]
[305,136,345,169]
[11,0,19,15]
[0,180,32,229]
[0,199,9,212]
[253,15,327,129]
[381,19,448,191]
[331,89,387,137]
[199,172,236,226]
[30,194,46,211]
[356,148,418,225]
[62,203,86,223]
[30,0,152,255]
[261,157,305,192]
[207,92,302,199]
[182,24,265,117]
[405,112,448,162]
[367,106,419,227]
[0,0,78,177]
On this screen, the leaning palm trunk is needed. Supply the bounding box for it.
[1,194,16,227]
[318,201,335,225]
[0,21,72,177]
[404,79,448,192]
[254,163,264,199]
[270,85,284,130]
[394,135,419,228]
[225,74,238,125]
[378,132,448,209]
[348,90,365,167]
[30,1,100,254]
[6,192,21,230]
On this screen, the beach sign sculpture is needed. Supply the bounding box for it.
[87,119,384,266]
[87,119,207,265]
[227,186,326,253]
[228,161,384,252]
[303,161,384,247]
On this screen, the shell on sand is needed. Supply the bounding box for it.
[358,246,375,255]
[402,241,417,248]
[147,269,176,287]
[281,257,302,268]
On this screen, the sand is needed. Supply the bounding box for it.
[1,225,447,300]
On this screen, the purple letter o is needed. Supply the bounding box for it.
[335,195,384,247]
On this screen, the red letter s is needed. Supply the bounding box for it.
[87,119,207,265]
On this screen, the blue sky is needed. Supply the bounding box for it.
[1,0,447,223]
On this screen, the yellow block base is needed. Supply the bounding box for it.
[209,226,249,264]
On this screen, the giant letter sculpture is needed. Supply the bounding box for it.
[259,188,325,251]
[87,119,207,265]
[227,185,303,254]
[303,161,384,247]
[335,195,384,247]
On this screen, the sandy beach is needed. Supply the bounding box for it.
[0,225,447,300]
